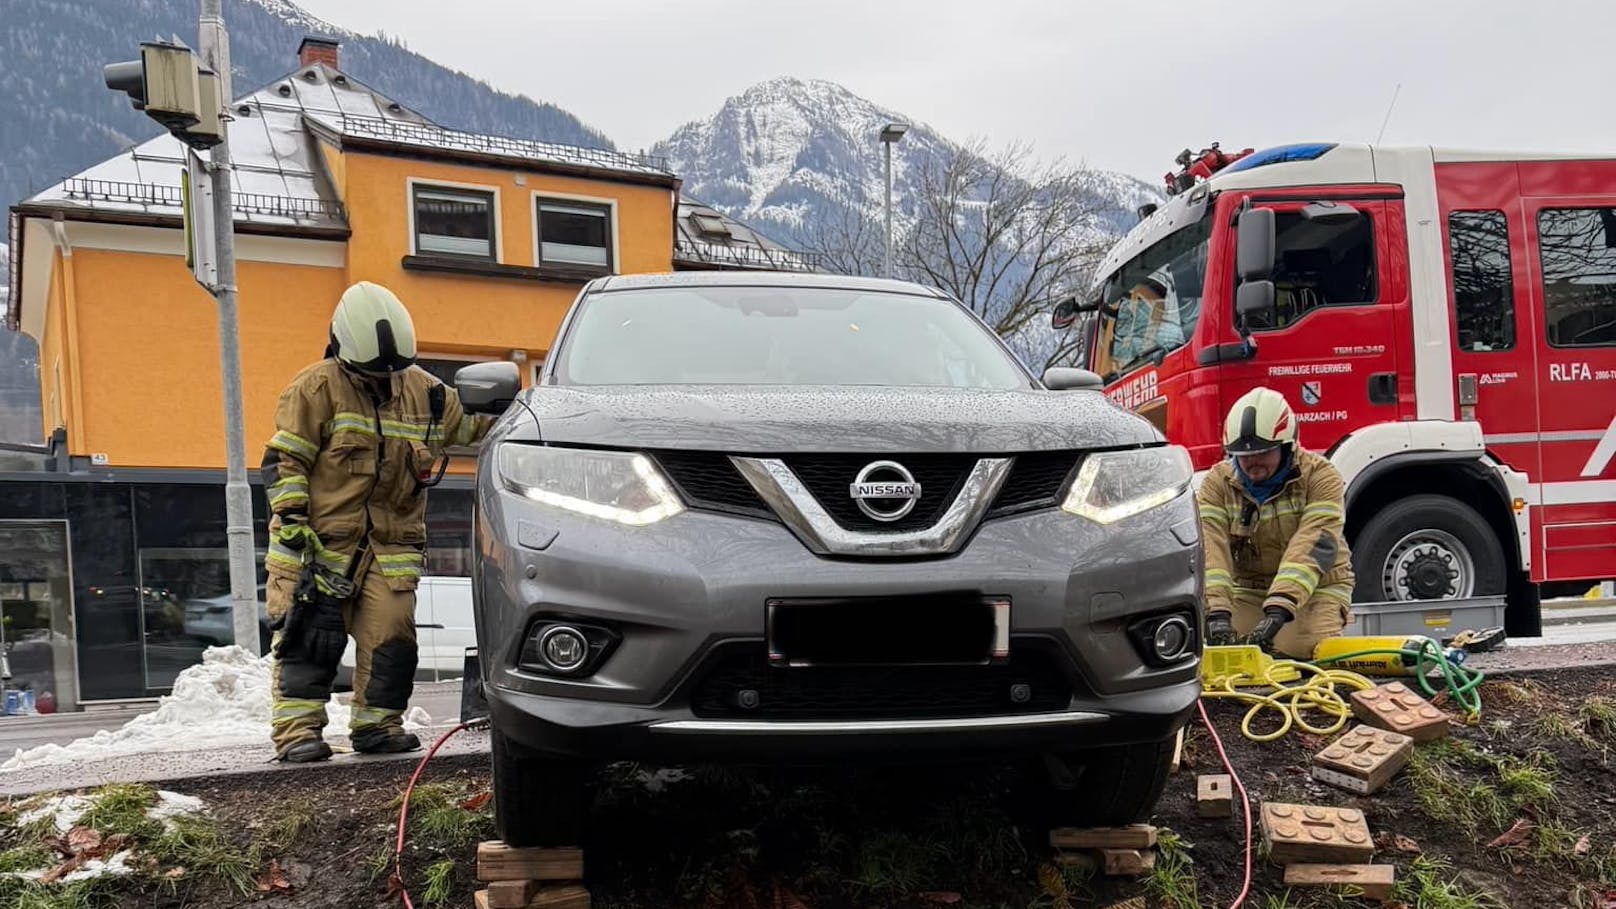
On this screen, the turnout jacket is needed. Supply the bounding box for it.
[1196,447,1354,616]
[261,359,494,588]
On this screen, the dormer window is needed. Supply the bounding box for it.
[692,211,731,239]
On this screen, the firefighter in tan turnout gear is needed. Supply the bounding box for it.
[262,282,494,763]
[1198,387,1355,660]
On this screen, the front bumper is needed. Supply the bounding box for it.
[474,482,1205,762]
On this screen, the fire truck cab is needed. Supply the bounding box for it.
[1059,142,1616,636]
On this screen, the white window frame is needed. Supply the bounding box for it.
[531,191,618,273]
[407,177,503,261]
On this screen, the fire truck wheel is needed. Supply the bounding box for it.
[1351,494,1506,602]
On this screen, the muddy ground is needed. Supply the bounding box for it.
[5,663,1616,909]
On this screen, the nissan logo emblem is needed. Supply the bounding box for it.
[849,460,922,522]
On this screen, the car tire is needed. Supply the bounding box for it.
[1351,495,1505,602]
[1033,735,1177,827]
[490,726,588,848]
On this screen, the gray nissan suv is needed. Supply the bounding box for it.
[453,272,1203,847]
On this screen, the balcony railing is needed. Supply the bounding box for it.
[61,179,346,220]
[675,239,823,272]
[328,115,671,176]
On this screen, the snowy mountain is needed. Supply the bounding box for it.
[654,76,1159,243]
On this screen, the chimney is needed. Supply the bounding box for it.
[298,35,340,70]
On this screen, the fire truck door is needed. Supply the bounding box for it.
[1220,198,1403,442]
[1524,197,1616,583]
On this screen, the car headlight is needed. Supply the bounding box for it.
[1061,446,1193,524]
[497,444,684,526]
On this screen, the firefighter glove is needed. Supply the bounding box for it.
[1206,612,1237,647]
[1244,606,1293,653]
[276,518,321,554]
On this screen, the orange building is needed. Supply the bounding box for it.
[0,37,810,708]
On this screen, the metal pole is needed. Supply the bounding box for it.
[883,140,893,279]
[199,0,260,655]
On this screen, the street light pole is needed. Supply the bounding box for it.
[879,123,908,279]
[198,0,260,655]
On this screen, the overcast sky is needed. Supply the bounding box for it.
[296,0,1615,183]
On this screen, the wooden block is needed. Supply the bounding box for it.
[1312,725,1414,794]
[1170,727,1185,774]
[1100,899,1147,909]
[1351,682,1450,742]
[1259,803,1373,865]
[1049,824,1157,849]
[1197,774,1233,817]
[528,885,591,909]
[1283,863,1396,900]
[487,880,539,909]
[474,892,490,909]
[476,842,585,883]
[1100,848,1156,876]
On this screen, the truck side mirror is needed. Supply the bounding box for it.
[1051,298,1079,330]
[1042,367,1105,391]
[455,361,521,414]
[1236,280,1276,324]
[1236,208,1275,281]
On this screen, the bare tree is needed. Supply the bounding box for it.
[800,138,1126,369]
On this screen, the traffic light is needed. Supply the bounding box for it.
[103,41,223,150]
[103,42,201,131]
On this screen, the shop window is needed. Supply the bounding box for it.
[413,185,496,259]
[0,521,79,714]
[1538,207,1616,348]
[537,199,612,270]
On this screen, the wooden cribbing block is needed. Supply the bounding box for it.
[1351,682,1450,742]
[476,842,584,882]
[528,885,591,909]
[1283,864,1396,900]
[1312,725,1413,794]
[1100,899,1146,909]
[1197,774,1233,817]
[476,892,490,909]
[1259,803,1373,865]
[487,880,539,908]
[1100,848,1156,876]
[1048,824,1157,849]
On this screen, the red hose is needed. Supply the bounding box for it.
[394,721,477,909]
[1197,699,1254,909]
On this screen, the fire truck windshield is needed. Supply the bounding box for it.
[1089,213,1213,380]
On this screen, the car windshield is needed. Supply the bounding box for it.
[552,285,1033,389]
[1089,214,1212,378]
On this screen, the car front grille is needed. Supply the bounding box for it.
[650,450,1080,527]
[687,643,1075,720]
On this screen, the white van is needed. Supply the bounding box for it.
[336,575,476,688]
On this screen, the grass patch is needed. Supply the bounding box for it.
[76,785,162,842]
[1032,859,1093,909]
[1497,753,1557,811]
[422,859,456,906]
[394,782,493,854]
[1488,679,1545,707]
[255,798,316,853]
[0,877,118,909]
[1392,855,1507,908]
[1531,711,1599,750]
[1408,745,1506,836]
[1144,829,1199,909]
[1581,696,1616,740]
[0,843,54,873]
[849,830,942,897]
[365,843,396,883]
[149,813,255,896]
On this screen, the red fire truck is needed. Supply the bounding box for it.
[1055,141,1616,636]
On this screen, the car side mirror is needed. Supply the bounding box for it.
[1236,207,1275,281]
[1043,367,1105,391]
[454,361,521,414]
[1236,280,1276,322]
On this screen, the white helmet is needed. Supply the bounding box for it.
[329,281,417,375]
[1222,386,1297,456]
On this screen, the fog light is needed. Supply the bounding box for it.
[540,626,589,672]
[1009,683,1032,704]
[1152,617,1191,660]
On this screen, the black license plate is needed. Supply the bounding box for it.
[766,593,1010,667]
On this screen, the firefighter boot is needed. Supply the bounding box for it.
[280,739,334,763]
[351,727,422,754]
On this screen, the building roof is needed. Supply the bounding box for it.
[7,60,679,329]
[671,197,820,272]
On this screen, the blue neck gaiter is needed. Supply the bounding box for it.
[1235,447,1293,504]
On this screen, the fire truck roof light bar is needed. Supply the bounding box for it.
[1225,142,1340,174]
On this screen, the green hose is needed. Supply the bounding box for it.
[1311,639,1486,716]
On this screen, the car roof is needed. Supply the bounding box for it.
[589,271,950,298]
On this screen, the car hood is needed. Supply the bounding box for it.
[509,385,1158,453]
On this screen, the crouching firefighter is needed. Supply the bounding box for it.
[262,281,495,763]
[1197,387,1355,660]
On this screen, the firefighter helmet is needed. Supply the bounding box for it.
[329,281,417,376]
[1222,386,1297,455]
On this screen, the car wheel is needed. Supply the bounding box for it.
[491,726,589,848]
[1034,735,1177,827]
[1351,495,1505,602]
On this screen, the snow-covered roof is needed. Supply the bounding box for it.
[672,197,820,272]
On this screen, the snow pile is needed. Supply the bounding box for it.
[2,647,430,770]
[16,795,95,834]
[6,850,137,884]
[4,791,204,882]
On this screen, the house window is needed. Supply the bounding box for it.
[1538,207,1616,348]
[537,200,611,269]
[413,186,495,259]
[691,211,731,239]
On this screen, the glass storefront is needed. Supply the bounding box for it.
[0,475,477,705]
